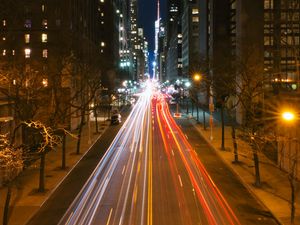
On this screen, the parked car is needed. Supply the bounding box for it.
[111,113,122,125]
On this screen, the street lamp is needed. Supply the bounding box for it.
[280,109,298,224]
[282,111,295,122]
[184,81,191,114]
[193,73,202,82]
[192,73,202,123]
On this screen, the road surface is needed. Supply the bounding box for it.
[59,90,242,225]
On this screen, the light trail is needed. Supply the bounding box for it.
[155,93,241,225]
[58,85,240,225]
[59,88,153,225]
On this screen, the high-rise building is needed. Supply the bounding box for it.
[0,0,103,131]
[114,0,134,81]
[158,22,166,81]
[154,0,161,80]
[136,28,148,80]
[263,0,300,85]
[128,0,148,81]
[165,0,183,82]
[181,0,200,78]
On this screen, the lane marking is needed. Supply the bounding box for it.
[185,134,188,139]
[65,212,74,224]
[178,174,183,187]
[122,165,126,175]
[147,107,153,225]
[106,208,113,225]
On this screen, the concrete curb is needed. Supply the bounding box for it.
[189,118,284,225]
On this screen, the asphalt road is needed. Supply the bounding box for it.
[58,89,153,225]
[27,90,279,225]
[176,117,279,225]
[26,109,129,225]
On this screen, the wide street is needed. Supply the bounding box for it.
[27,88,279,225]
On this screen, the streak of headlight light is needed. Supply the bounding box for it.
[63,94,146,225]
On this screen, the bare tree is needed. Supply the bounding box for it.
[234,48,267,187]
[22,121,61,192]
[0,134,23,225]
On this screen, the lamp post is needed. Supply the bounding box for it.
[281,109,297,224]
[184,81,191,114]
[192,73,208,130]
[209,85,214,140]
[192,73,201,123]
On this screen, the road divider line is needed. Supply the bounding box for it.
[178,174,183,187]
[106,208,113,225]
[122,165,126,175]
[147,103,153,225]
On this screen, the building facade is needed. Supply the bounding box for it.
[165,0,183,82]
[0,0,132,132]
[181,0,200,78]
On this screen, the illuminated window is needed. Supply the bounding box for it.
[25,48,31,58]
[192,8,199,14]
[42,33,47,42]
[2,49,6,56]
[42,19,48,28]
[192,16,199,22]
[42,78,48,87]
[42,4,45,12]
[12,50,15,55]
[42,49,48,58]
[2,37,5,41]
[100,0,104,2]
[101,42,105,47]
[25,34,30,43]
[2,20,6,26]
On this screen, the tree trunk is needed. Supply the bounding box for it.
[253,148,261,187]
[3,184,12,225]
[232,124,239,163]
[290,177,296,224]
[94,107,99,133]
[191,101,194,116]
[61,133,66,169]
[76,108,85,155]
[221,104,225,150]
[289,158,297,225]
[203,110,206,130]
[186,98,189,114]
[39,152,46,192]
[196,104,199,122]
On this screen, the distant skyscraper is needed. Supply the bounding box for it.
[154,0,160,80]
[165,0,183,81]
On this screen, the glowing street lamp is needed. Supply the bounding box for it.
[193,73,201,82]
[282,111,295,122]
[185,81,191,88]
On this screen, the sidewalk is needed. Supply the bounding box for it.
[0,120,109,225]
[183,107,300,225]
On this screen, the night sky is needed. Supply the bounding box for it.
[138,0,166,66]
